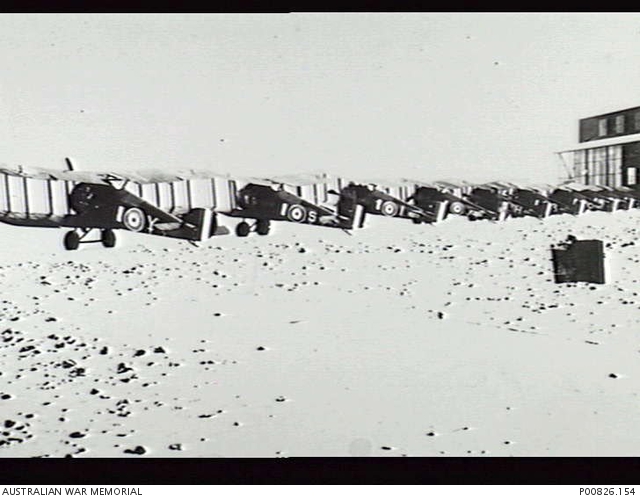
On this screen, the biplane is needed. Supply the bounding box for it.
[223,181,365,237]
[585,184,640,211]
[463,186,513,221]
[508,187,556,218]
[404,180,509,221]
[612,185,640,209]
[557,182,625,212]
[403,179,477,218]
[547,186,592,215]
[0,160,226,250]
[480,182,556,219]
[425,180,510,220]
[406,185,464,218]
[339,182,448,225]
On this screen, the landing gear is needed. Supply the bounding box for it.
[64,230,80,251]
[63,228,118,251]
[101,229,116,248]
[235,219,271,237]
[256,219,271,236]
[236,221,251,237]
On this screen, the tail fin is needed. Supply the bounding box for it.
[337,189,366,229]
[544,201,554,219]
[435,200,449,223]
[498,202,509,222]
[578,199,588,215]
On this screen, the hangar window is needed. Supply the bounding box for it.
[573,150,587,183]
[598,119,608,137]
[635,112,640,131]
[615,115,625,134]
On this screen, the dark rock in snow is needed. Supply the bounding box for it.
[123,446,146,455]
[117,363,133,374]
[69,368,86,377]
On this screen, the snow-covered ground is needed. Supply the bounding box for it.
[0,210,639,457]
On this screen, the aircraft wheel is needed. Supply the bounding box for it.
[122,207,147,232]
[412,218,422,225]
[449,201,467,215]
[380,201,399,217]
[235,221,251,237]
[287,204,307,223]
[64,231,80,251]
[101,229,116,248]
[256,219,271,236]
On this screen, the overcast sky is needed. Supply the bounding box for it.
[1,13,639,184]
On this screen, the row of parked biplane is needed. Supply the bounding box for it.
[0,159,638,250]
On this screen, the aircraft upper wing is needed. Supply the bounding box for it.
[264,172,333,186]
